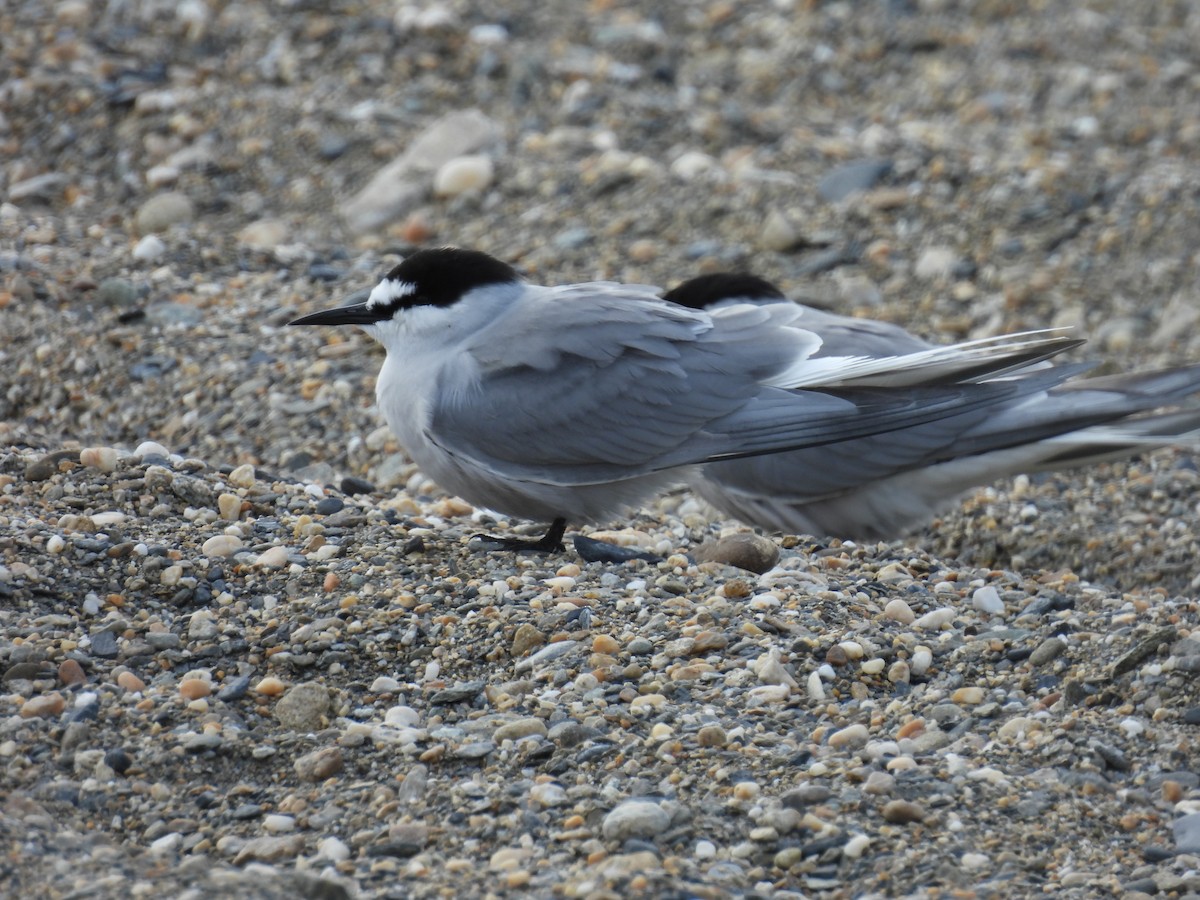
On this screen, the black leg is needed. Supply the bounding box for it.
[471,517,567,553]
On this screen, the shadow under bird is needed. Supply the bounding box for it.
[663,272,1200,541]
[289,247,1086,552]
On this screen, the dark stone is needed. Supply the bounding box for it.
[90,630,119,659]
[314,497,344,515]
[428,681,485,705]
[340,476,375,495]
[217,675,251,702]
[103,748,132,775]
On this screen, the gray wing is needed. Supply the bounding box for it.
[427,288,1046,487]
[705,364,1200,503]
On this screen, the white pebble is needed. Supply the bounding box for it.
[806,670,825,701]
[160,565,183,586]
[134,441,170,459]
[228,463,256,488]
[754,649,798,688]
[843,833,871,859]
[316,836,350,862]
[217,493,242,521]
[92,511,125,527]
[670,150,722,180]
[860,658,885,675]
[370,676,402,694]
[80,446,120,472]
[828,723,869,749]
[883,598,915,624]
[384,705,421,727]
[263,814,295,833]
[914,607,956,629]
[132,234,166,262]
[254,546,289,568]
[1119,717,1145,739]
[746,684,790,704]
[961,852,990,870]
[149,833,182,853]
[972,585,1005,615]
[837,640,865,660]
[433,154,494,197]
[46,534,65,554]
[469,23,508,44]
[695,839,716,860]
[910,646,933,676]
[145,164,180,188]
[529,782,568,807]
[202,534,243,558]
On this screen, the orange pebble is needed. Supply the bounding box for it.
[117,671,147,693]
[180,679,212,700]
[58,659,86,686]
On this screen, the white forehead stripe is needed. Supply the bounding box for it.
[366,279,417,309]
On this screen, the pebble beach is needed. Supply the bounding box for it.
[3,1,1200,898]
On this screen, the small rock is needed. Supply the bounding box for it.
[601,800,671,842]
[58,659,86,686]
[217,675,251,702]
[828,723,869,749]
[433,154,494,197]
[117,671,146,693]
[202,534,243,557]
[881,799,926,824]
[529,783,568,807]
[132,234,166,262]
[225,464,256,488]
[179,678,211,700]
[275,682,331,731]
[972,585,1005,615]
[20,692,65,719]
[255,676,287,696]
[79,447,120,473]
[1029,637,1067,667]
[697,724,727,747]
[294,746,344,781]
[913,246,961,280]
[952,686,985,705]
[493,717,547,743]
[694,533,779,574]
[253,546,290,568]
[510,623,546,657]
[188,611,218,641]
[883,598,915,624]
[914,607,956,629]
[233,835,305,864]
[761,209,801,252]
[1173,813,1200,853]
[135,191,195,233]
[95,278,138,307]
[217,493,242,521]
[90,631,118,659]
[670,151,722,180]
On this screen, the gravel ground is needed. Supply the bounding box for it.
[3,1,1200,898]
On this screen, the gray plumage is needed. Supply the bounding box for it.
[664,273,1200,540]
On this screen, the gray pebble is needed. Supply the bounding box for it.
[601,799,670,842]
[274,682,332,732]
